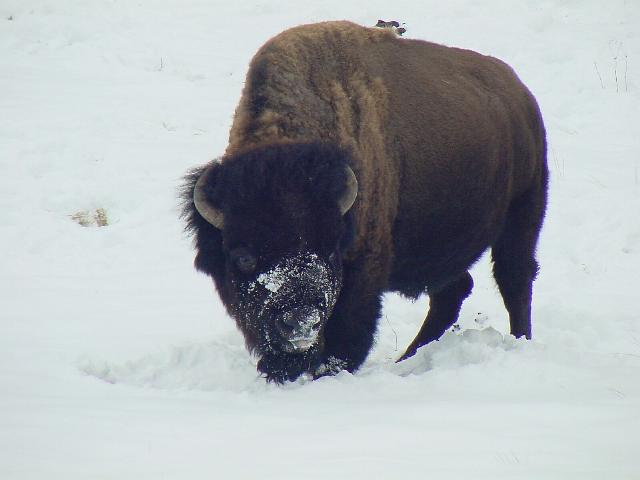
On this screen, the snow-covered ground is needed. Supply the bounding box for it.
[1,1,639,478]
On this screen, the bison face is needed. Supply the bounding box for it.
[184,143,357,382]
[227,249,343,380]
[244,251,339,353]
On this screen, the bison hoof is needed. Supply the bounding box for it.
[313,356,348,379]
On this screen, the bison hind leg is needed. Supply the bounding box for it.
[491,183,547,340]
[397,271,474,362]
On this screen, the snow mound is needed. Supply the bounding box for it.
[79,336,265,393]
[78,327,523,392]
[393,327,520,376]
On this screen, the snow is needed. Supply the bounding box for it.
[257,270,286,293]
[1,1,639,478]
[255,253,332,299]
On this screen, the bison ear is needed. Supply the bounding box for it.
[338,166,358,215]
[194,164,225,229]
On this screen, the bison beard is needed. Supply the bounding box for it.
[257,351,320,383]
[181,21,548,383]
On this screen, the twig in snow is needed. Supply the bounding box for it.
[551,147,564,178]
[384,315,398,352]
[624,53,628,92]
[593,62,604,89]
[608,39,629,94]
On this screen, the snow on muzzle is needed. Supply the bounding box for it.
[276,305,322,352]
[253,253,339,353]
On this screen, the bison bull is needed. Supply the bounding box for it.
[182,21,548,382]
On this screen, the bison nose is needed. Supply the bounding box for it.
[276,306,322,350]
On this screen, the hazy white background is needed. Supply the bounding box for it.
[1,1,638,478]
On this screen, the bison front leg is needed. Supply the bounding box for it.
[398,271,474,361]
[315,275,383,378]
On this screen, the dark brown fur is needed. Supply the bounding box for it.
[183,21,547,381]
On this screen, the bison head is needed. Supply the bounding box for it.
[183,143,358,382]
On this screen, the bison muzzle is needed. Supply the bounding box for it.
[181,21,548,383]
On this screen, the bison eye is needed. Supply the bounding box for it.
[230,249,257,273]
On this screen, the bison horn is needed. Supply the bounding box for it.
[339,166,358,215]
[193,167,225,229]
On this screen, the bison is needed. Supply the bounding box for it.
[182,21,548,383]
